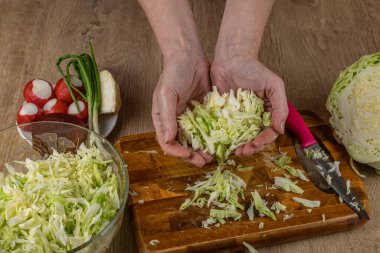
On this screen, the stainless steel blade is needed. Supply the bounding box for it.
[306,144,370,220]
[294,141,333,193]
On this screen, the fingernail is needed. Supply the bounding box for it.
[280,123,285,134]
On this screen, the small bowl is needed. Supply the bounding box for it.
[0,121,129,253]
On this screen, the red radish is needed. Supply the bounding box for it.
[23,79,54,107]
[43,98,68,114]
[55,75,84,104]
[17,103,43,125]
[68,100,88,122]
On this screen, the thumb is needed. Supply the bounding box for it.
[158,89,179,144]
[266,78,288,134]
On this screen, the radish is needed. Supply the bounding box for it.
[68,100,88,122]
[17,102,43,125]
[23,79,54,107]
[55,75,84,104]
[43,98,68,114]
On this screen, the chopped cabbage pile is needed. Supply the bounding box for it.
[0,144,119,252]
[178,153,319,227]
[180,166,246,225]
[178,86,271,163]
[326,51,380,173]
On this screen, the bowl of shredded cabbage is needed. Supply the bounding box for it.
[0,121,129,253]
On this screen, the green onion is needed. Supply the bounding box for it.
[55,42,102,134]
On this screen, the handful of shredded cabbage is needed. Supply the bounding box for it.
[178,86,271,163]
[0,144,119,252]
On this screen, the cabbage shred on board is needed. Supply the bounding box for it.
[0,145,119,252]
[326,51,380,173]
[178,86,271,164]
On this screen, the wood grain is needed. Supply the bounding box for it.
[115,111,369,253]
[0,0,379,252]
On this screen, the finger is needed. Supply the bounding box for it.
[197,151,213,163]
[183,151,206,167]
[153,122,191,159]
[243,128,278,156]
[157,87,179,144]
[266,78,288,134]
[234,146,244,156]
[162,143,193,159]
[152,95,191,159]
[215,84,230,94]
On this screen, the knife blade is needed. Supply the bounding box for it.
[286,102,369,220]
[294,140,333,193]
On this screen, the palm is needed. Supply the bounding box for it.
[211,57,288,156]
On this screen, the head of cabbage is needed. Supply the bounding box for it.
[326,52,380,173]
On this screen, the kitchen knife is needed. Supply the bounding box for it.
[285,102,369,220]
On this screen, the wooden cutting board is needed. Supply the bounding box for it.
[115,111,369,253]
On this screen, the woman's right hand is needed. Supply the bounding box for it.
[152,53,213,167]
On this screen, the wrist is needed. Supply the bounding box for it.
[162,43,205,62]
[163,46,208,66]
[214,40,260,62]
[214,0,275,62]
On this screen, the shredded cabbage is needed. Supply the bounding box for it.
[178,86,271,163]
[274,177,304,194]
[246,202,255,221]
[326,51,380,172]
[283,213,294,222]
[149,239,160,247]
[270,201,287,214]
[292,197,321,208]
[252,190,276,221]
[346,179,351,195]
[0,144,119,252]
[180,166,246,224]
[237,166,254,172]
[243,242,260,253]
[274,155,297,177]
[296,169,309,182]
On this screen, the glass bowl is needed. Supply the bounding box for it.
[0,121,129,253]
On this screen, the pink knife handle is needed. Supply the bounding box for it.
[285,102,317,149]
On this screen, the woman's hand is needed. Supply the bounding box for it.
[211,53,288,156]
[139,0,214,167]
[211,0,287,156]
[152,53,213,167]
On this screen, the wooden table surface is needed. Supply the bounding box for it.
[0,0,379,252]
